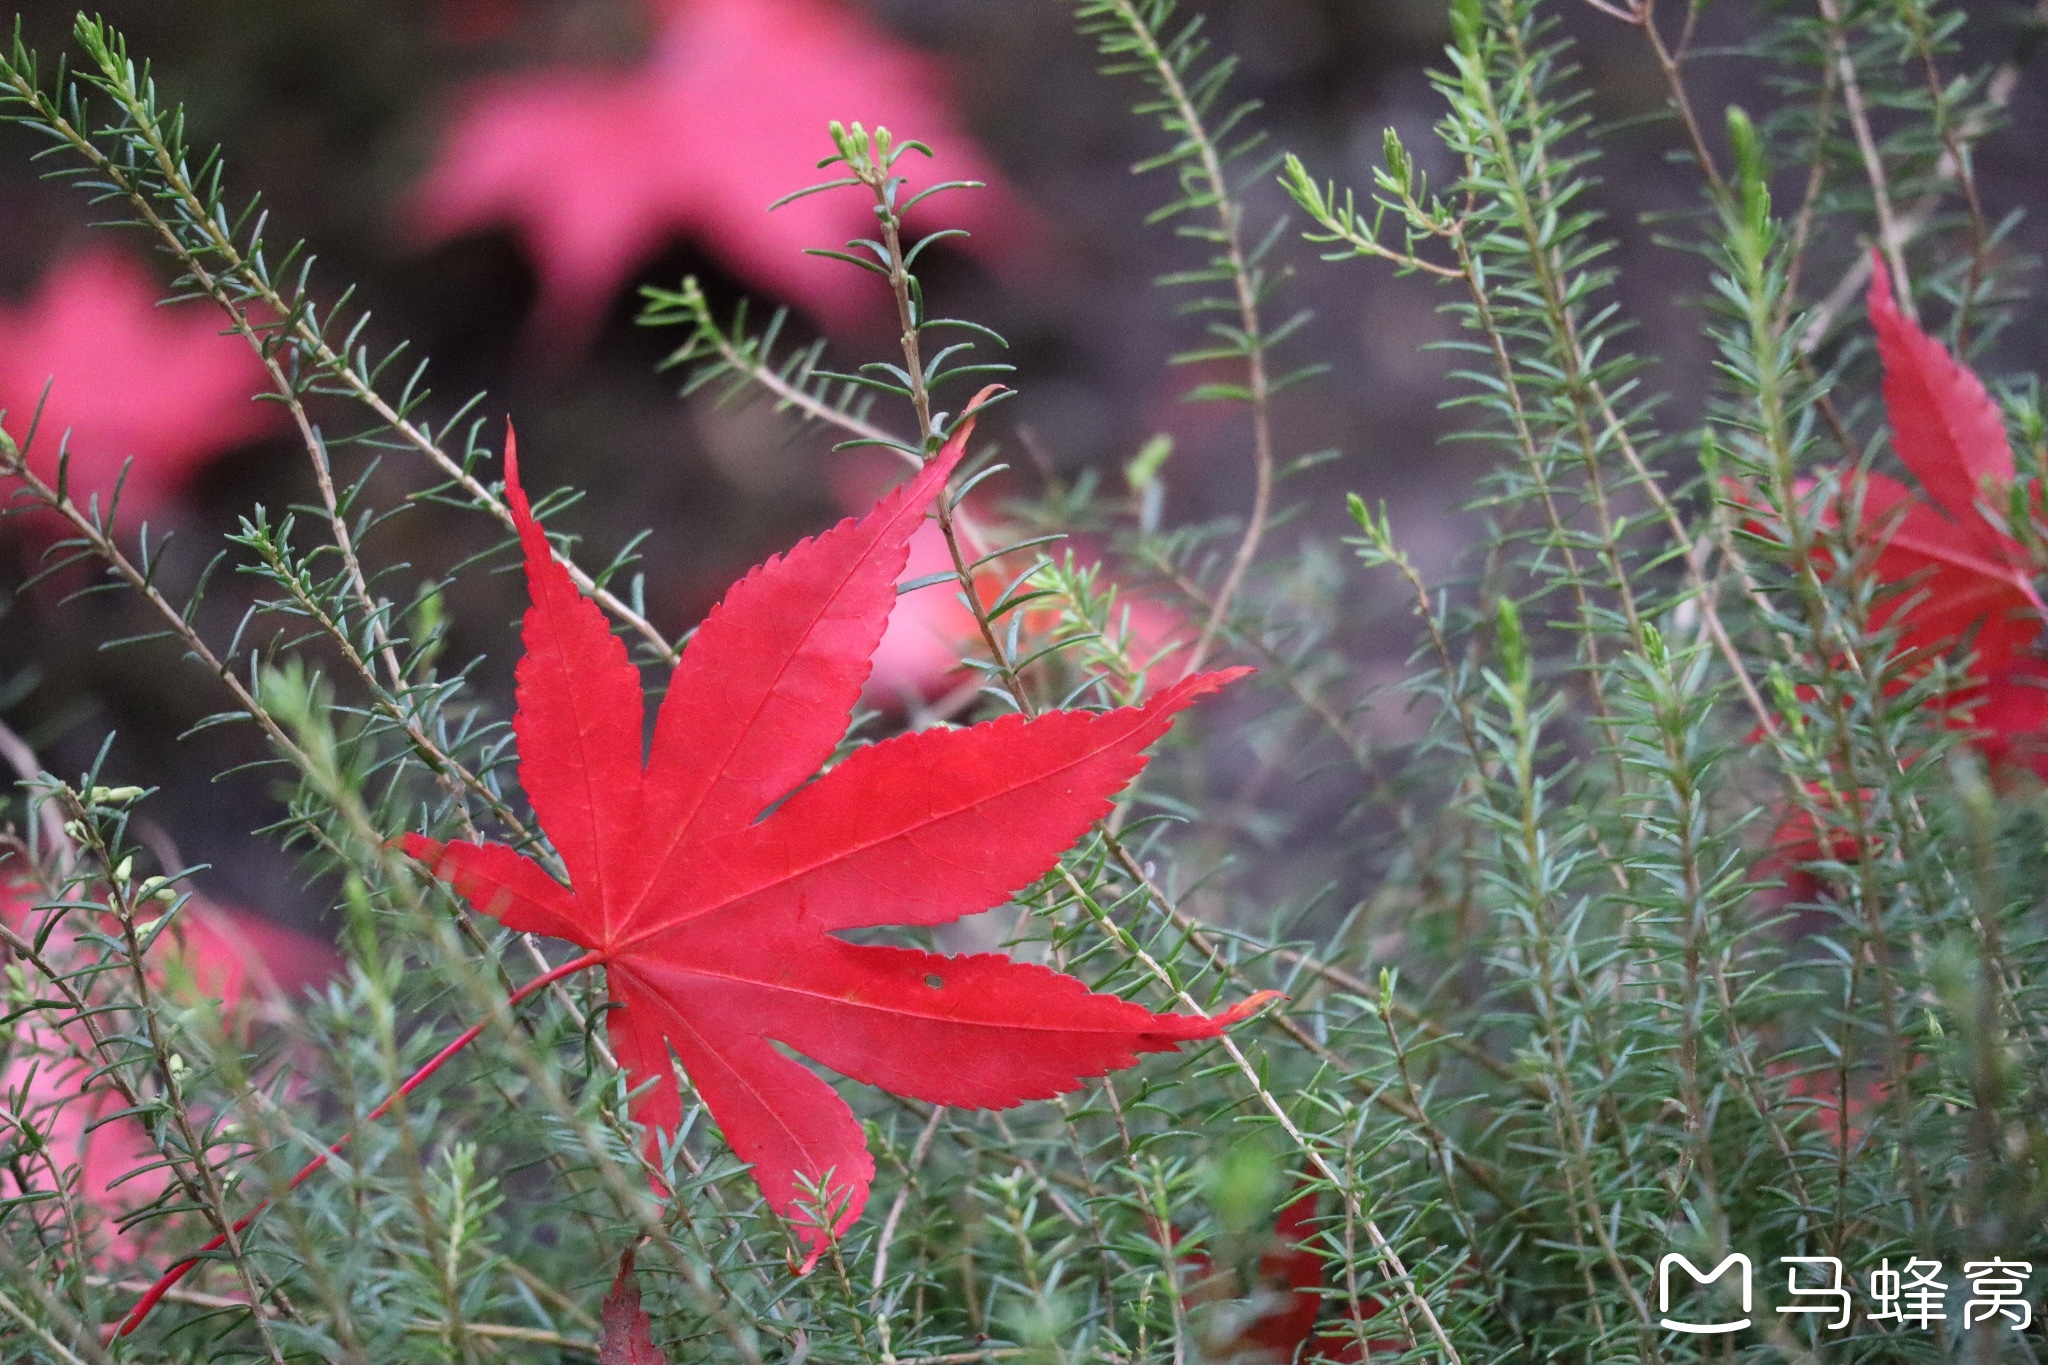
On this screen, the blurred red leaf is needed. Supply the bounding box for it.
[1,876,337,1261]
[864,516,1190,707]
[1768,1058,1893,1151]
[1747,259,2048,776]
[1182,1192,1325,1360]
[410,0,1031,350]
[405,402,1261,1267]
[0,247,277,523]
[436,0,523,46]
[1181,1192,1398,1364]
[1852,261,2048,771]
[598,1248,671,1365]
[1755,782,1871,888]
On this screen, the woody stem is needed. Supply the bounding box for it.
[118,950,606,1338]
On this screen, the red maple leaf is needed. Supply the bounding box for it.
[0,247,278,523]
[597,1248,672,1365]
[401,405,1261,1263]
[1746,258,2048,777]
[1743,267,2048,888]
[408,0,1031,349]
[1837,261,2048,769]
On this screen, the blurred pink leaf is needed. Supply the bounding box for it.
[409,0,1031,350]
[1,876,336,1261]
[866,518,981,701]
[864,518,1190,706]
[0,247,278,523]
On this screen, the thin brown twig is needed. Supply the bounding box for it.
[1818,0,1915,317]
[1896,0,1991,344]
[1794,0,2043,356]
[1633,0,1729,198]
[869,1105,948,1365]
[86,1278,599,1354]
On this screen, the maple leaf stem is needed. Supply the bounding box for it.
[117,949,606,1338]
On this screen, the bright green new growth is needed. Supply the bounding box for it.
[3,0,2047,1360]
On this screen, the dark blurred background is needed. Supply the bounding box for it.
[1,0,2044,930]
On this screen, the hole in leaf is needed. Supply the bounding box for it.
[924,974,944,990]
